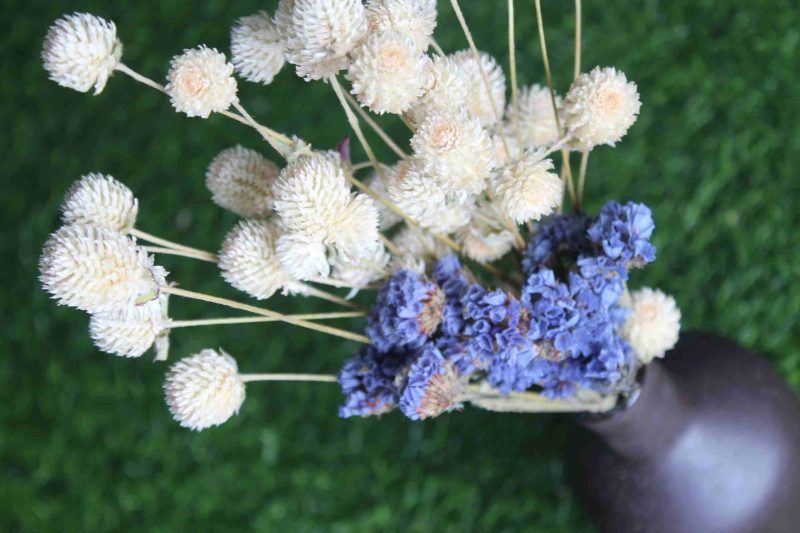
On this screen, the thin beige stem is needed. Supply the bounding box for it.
[343,91,407,158]
[130,228,217,259]
[450,0,510,156]
[308,277,376,290]
[240,373,338,383]
[351,161,372,171]
[577,150,589,206]
[574,0,582,80]
[301,284,363,311]
[543,135,572,157]
[431,38,445,56]
[143,246,218,263]
[117,63,167,92]
[169,312,364,328]
[380,234,402,256]
[466,383,617,413]
[508,0,523,148]
[162,286,370,344]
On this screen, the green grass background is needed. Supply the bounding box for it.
[2,0,799,530]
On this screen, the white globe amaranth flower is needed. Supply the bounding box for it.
[366,0,437,53]
[410,107,495,196]
[391,226,451,273]
[450,50,506,128]
[386,159,473,233]
[331,194,382,261]
[330,245,390,288]
[89,294,170,358]
[42,13,122,94]
[206,146,280,218]
[39,224,166,314]
[166,46,238,118]
[164,349,246,431]
[365,171,402,230]
[491,151,562,224]
[456,201,515,264]
[407,55,470,125]
[61,173,138,232]
[275,0,368,81]
[230,11,286,85]
[622,288,681,364]
[276,232,330,280]
[346,31,428,115]
[563,66,641,149]
[511,84,562,149]
[219,220,301,300]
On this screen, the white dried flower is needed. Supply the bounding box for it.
[411,107,495,196]
[450,50,506,128]
[332,194,382,261]
[275,0,368,81]
[164,349,246,431]
[206,146,280,218]
[276,232,330,280]
[366,0,437,53]
[456,201,515,264]
[347,31,427,115]
[365,171,402,230]
[491,129,521,167]
[89,294,170,359]
[231,12,286,85]
[330,245,390,288]
[622,288,681,364]
[386,159,473,233]
[391,226,450,273]
[511,84,562,149]
[563,66,641,149]
[166,46,238,118]
[39,225,166,314]
[219,220,301,300]
[61,173,138,232]
[42,13,122,94]
[491,151,562,224]
[407,55,470,125]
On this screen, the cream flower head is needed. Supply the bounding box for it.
[450,50,506,128]
[166,46,238,118]
[511,84,562,149]
[411,107,495,196]
[347,31,428,115]
[491,151,562,224]
[42,13,122,94]
[61,173,138,232]
[391,226,451,274]
[164,349,246,431]
[89,294,170,359]
[331,194,382,261]
[206,146,280,218]
[407,55,471,125]
[564,66,641,149]
[230,11,286,85]
[39,225,166,314]
[275,0,368,81]
[457,201,516,264]
[276,232,330,280]
[219,220,301,300]
[366,0,437,53]
[622,288,681,364]
[365,171,402,230]
[386,159,474,233]
[330,245,390,289]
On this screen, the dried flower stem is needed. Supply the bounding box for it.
[342,90,407,158]
[309,276,377,291]
[574,0,582,80]
[431,39,446,57]
[162,286,371,344]
[508,0,523,148]
[379,234,402,256]
[169,311,364,328]
[239,373,337,383]
[449,0,510,156]
[130,228,217,259]
[301,285,364,311]
[230,101,297,158]
[350,161,372,171]
[143,246,218,263]
[465,383,617,413]
[533,0,578,210]
[577,150,590,205]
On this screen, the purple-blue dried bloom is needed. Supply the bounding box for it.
[398,344,464,420]
[522,214,591,276]
[432,255,470,336]
[338,346,412,418]
[587,201,656,267]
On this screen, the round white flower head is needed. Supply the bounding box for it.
[450,50,506,128]
[407,55,471,125]
[491,151,562,224]
[331,194,382,261]
[622,288,681,364]
[511,84,562,149]
[39,225,166,314]
[89,294,169,359]
[346,31,428,115]
[330,245,390,288]
[219,220,300,300]
[164,349,246,431]
[365,171,402,230]
[386,159,473,233]
[275,0,367,81]
[230,11,286,85]
[61,173,138,232]
[366,0,437,53]
[273,152,350,237]
[391,226,451,273]
[410,107,495,196]
[206,146,280,218]
[276,232,330,280]
[42,13,122,94]
[456,201,515,264]
[491,129,521,167]
[563,66,641,149]
[166,46,238,118]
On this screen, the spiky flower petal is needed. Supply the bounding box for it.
[456,201,515,264]
[366,0,437,53]
[89,294,169,358]
[276,232,330,280]
[407,55,471,125]
[492,151,562,224]
[231,11,285,85]
[622,288,681,364]
[511,84,562,149]
[330,245,390,288]
[206,146,280,218]
[61,173,138,232]
[450,50,506,128]
[166,46,238,118]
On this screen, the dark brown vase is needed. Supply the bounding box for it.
[566,332,800,533]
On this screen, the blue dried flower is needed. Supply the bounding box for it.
[398,344,464,420]
[587,201,656,267]
[432,255,469,336]
[522,214,591,276]
[338,346,412,418]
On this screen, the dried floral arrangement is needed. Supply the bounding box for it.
[39,0,681,431]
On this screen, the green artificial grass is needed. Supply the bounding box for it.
[2,0,798,530]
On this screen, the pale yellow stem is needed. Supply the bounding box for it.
[301,284,363,311]
[574,0,582,80]
[130,228,217,259]
[342,91,407,158]
[240,373,338,383]
[577,150,590,205]
[508,0,523,149]
[143,246,218,263]
[431,39,446,56]
[169,312,363,328]
[230,101,297,158]
[466,383,617,413]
